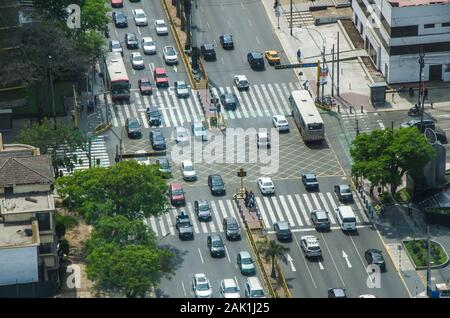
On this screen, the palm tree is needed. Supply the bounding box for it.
[257,239,289,279]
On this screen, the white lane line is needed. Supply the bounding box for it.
[224,245,231,263]
[253,85,273,117]
[268,197,284,222]
[353,191,368,222]
[326,192,339,222]
[181,280,187,297]
[260,197,276,224]
[255,197,271,229]
[279,82,292,101]
[179,97,192,123]
[294,235,317,288]
[186,96,199,122]
[302,194,314,213]
[163,91,180,126]
[310,193,322,210]
[221,57,225,64]
[226,86,245,118]
[295,194,311,225]
[217,200,228,218]
[192,91,205,118]
[320,233,346,286]
[123,103,131,119]
[267,224,371,234]
[149,217,158,236]
[274,83,289,106]
[198,248,204,264]
[166,213,175,235]
[266,83,286,115]
[186,203,200,234]
[248,18,252,26]
[278,195,296,227]
[318,261,324,270]
[227,200,244,227]
[109,104,119,127]
[248,86,269,117]
[287,195,304,226]
[318,192,336,224]
[210,201,224,232]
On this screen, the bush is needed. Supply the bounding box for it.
[59,239,70,256]
[395,188,411,204]
[379,192,394,204]
[54,211,78,231]
[404,240,448,267]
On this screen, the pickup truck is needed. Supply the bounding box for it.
[334,184,353,203]
[176,212,194,240]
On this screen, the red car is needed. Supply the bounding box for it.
[111,0,123,8]
[169,183,186,206]
[138,78,153,95]
[154,67,169,88]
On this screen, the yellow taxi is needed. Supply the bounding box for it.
[264,50,281,65]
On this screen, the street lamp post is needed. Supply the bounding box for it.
[305,28,326,104]
[48,55,57,129]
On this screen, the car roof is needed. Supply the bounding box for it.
[304,173,316,178]
[235,75,247,80]
[128,117,139,122]
[210,174,222,180]
[111,40,120,44]
[224,217,237,224]
[194,273,208,281]
[210,233,222,240]
[126,32,137,37]
[339,184,350,189]
[257,132,268,138]
[203,43,214,49]
[182,160,193,166]
[134,8,145,14]
[266,50,278,55]
[176,126,188,132]
[142,36,153,41]
[170,182,183,189]
[222,33,232,38]
[301,235,319,244]
[222,279,237,287]
[274,114,286,120]
[367,249,382,254]
[259,177,272,183]
[275,221,289,229]
[330,288,346,296]
[155,19,165,23]
[197,199,209,205]
[154,67,166,73]
[152,129,162,135]
[164,45,175,50]
[239,251,251,258]
[312,209,327,217]
[140,77,150,82]
[158,157,168,163]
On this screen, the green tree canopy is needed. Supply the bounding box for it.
[55,160,168,223]
[257,239,288,278]
[351,127,435,194]
[86,242,173,298]
[18,118,87,175]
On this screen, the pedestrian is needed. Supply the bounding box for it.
[391,93,395,103]
[408,201,413,216]
[377,186,382,195]
[424,87,428,100]
[370,186,374,197]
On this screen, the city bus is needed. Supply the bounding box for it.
[104,52,130,101]
[289,90,325,142]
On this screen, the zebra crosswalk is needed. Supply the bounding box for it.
[59,135,110,174]
[108,81,302,128]
[146,191,370,238]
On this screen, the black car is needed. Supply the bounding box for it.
[125,117,142,138]
[201,43,216,61]
[176,212,194,240]
[194,200,212,221]
[220,93,238,111]
[112,11,128,28]
[364,249,386,272]
[149,130,166,150]
[302,173,319,191]
[146,106,162,126]
[223,217,241,241]
[208,174,225,195]
[219,34,234,49]
[207,234,226,257]
[247,52,265,70]
[310,209,330,231]
[328,288,347,298]
[125,33,138,49]
[274,221,292,242]
[334,184,353,203]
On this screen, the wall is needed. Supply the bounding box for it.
[387,53,449,83]
[0,246,38,286]
[14,184,51,194]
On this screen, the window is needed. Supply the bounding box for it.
[424,24,435,29]
[443,22,450,27]
[37,212,51,231]
[39,243,53,255]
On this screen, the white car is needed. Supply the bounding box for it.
[233,75,249,90]
[257,177,275,195]
[220,279,241,298]
[134,150,150,165]
[192,273,213,298]
[174,126,189,145]
[154,19,169,35]
[256,132,270,148]
[163,45,178,65]
[359,294,377,298]
[181,160,197,181]
[142,37,156,55]
[133,9,148,26]
[130,52,145,70]
[272,115,290,132]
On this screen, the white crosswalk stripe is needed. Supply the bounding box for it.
[158,215,167,237]
[318,192,336,224]
[186,203,200,234]
[267,197,285,222]
[166,213,175,235]
[302,194,314,213]
[326,192,339,222]
[211,201,224,232]
[255,197,271,229]
[149,216,158,236]
[295,194,311,225]
[287,195,305,226]
[227,200,244,227]
[109,82,300,128]
[278,195,296,227]
[217,199,228,219]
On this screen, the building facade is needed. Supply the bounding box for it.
[352,0,450,83]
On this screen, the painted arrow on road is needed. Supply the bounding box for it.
[342,250,352,268]
[286,254,296,272]
[173,65,178,73]
[318,260,324,270]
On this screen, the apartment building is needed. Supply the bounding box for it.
[352,0,450,83]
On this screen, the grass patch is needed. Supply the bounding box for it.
[395,188,411,204]
[54,211,78,231]
[404,240,448,268]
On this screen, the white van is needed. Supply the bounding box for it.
[335,206,357,231]
[244,277,265,298]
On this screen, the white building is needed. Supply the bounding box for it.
[352,0,450,83]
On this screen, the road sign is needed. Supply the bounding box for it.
[275,62,318,70]
[237,168,247,177]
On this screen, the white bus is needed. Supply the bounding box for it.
[289,90,325,142]
[104,52,131,101]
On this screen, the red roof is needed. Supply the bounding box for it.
[154,67,167,74]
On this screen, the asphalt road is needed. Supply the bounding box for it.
[155,185,266,298]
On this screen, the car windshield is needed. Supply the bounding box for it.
[309,246,320,251]
[271,53,279,58]
[156,72,167,78]
[141,81,151,87]
[262,182,273,187]
[144,39,154,45]
[157,21,166,27]
[154,134,163,141]
[178,133,187,139]
[341,187,351,194]
[343,217,356,223]
[197,282,209,291]
[224,35,232,41]
[212,178,223,186]
[212,240,223,247]
[308,123,323,130]
[172,189,183,196]
[251,290,264,297]
[225,286,238,293]
[240,80,248,86]
[112,42,121,49]
[307,177,317,182]
[372,253,383,261]
[278,120,288,125]
[128,34,136,41]
[133,55,143,62]
[177,82,187,89]
[159,160,169,169]
[228,223,238,230]
[195,126,204,132]
[136,13,145,18]
[129,121,140,128]
[259,137,268,142]
[198,203,209,211]
[241,257,253,265]
[116,13,125,19]
[184,165,193,171]
[150,110,160,117]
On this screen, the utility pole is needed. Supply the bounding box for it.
[331,44,335,97]
[418,51,425,130]
[290,0,293,36]
[427,225,432,297]
[48,55,57,129]
[337,32,340,97]
[321,45,326,105]
[316,60,321,99]
[191,0,199,73]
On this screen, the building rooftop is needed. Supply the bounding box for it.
[0,155,54,187]
[0,221,39,248]
[389,0,450,7]
[0,193,55,215]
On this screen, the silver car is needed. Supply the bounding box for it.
[130,52,145,70]
[192,273,213,298]
[175,80,189,98]
[142,37,156,55]
[109,40,123,56]
[133,9,148,26]
[163,45,178,65]
[154,19,169,35]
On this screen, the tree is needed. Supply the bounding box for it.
[257,239,289,278]
[351,128,435,195]
[17,118,87,175]
[86,215,157,253]
[55,160,168,224]
[86,242,173,297]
